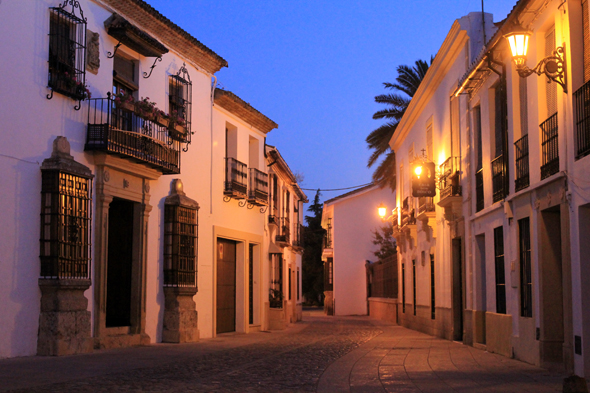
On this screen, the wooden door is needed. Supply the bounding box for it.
[216,238,236,334]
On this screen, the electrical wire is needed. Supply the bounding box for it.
[299,182,374,192]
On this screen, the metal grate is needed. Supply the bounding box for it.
[86,96,181,174]
[491,155,505,202]
[366,255,397,299]
[475,168,484,212]
[224,157,247,198]
[494,226,506,314]
[519,218,532,318]
[540,113,559,180]
[574,80,590,159]
[48,2,87,103]
[276,216,291,245]
[169,64,192,149]
[40,171,92,279]
[164,205,198,287]
[248,168,269,206]
[292,223,304,248]
[324,258,333,291]
[514,134,530,192]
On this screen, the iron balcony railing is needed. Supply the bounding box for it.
[292,223,304,248]
[514,134,530,192]
[268,215,278,225]
[491,155,505,202]
[540,113,559,180]
[401,207,415,227]
[475,168,484,212]
[85,96,181,174]
[276,217,290,245]
[324,219,333,248]
[417,197,435,215]
[247,168,268,206]
[224,157,247,199]
[574,79,590,159]
[439,156,462,202]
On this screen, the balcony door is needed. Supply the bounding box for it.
[217,238,237,334]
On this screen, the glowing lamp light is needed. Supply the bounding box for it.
[414,165,423,179]
[504,27,531,68]
[378,203,387,220]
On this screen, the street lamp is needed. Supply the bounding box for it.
[504,24,567,92]
[378,203,388,220]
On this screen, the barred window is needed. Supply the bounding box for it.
[169,64,192,144]
[48,2,87,102]
[164,205,198,287]
[519,218,533,317]
[494,226,507,314]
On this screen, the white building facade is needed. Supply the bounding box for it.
[321,185,396,316]
[0,0,303,359]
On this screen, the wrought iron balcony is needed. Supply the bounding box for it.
[248,168,268,206]
[417,197,435,216]
[224,157,247,199]
[475,168,484,212]
[492,155,505,202]
[269,215,278,226]
[400,207,415,228]
[276,217,290,245]
[439,156,462,204]
[540,113,559,180]
[292,223,304,248]
[85,97,181,174]
[515,134,529,192]
[574,80,590,159]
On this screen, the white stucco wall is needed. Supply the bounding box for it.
[326,186,395,316]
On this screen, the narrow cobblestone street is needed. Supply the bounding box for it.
[0,313,565,392]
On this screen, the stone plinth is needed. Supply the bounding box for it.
[162,287,199,343]
[37,279,93,356]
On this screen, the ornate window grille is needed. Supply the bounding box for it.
[40,138,93,279]
[169,64,193,147]
[224,157,248,199]
[514,134,530,192]
[164,180,199,288]
[540,112,559,180]
[47,1,87,108]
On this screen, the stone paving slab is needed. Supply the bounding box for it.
[0,315,566,392]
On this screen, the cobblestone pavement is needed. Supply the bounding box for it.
[0,314,566,392]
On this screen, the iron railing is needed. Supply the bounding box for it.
[514,134,530,192]
[86,96,181,174]
[276,217,290,245]
[540,113,559,180]
[417,197,435,215]
[247,168,268,206]
[574,79,590,159]
[439,157,462,202]
[324,219,332,248]
[366,255,397,299]
[224,157,247,198]
[492,155,505,202]
[292,223,303,248]
[475,168,484,212]
[268,215,278,226]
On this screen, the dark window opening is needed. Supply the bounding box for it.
[494,226,506,314]
[519,218,533,318]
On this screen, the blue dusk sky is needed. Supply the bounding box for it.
[149,0,517,204]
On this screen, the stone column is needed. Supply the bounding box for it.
[162,179,200,343]
[162,287,199,343]
[37,279,93,356]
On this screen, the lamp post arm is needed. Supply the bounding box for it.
[517,45,567,93]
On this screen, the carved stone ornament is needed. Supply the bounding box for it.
[123,179,130,188]
[103,170,110,182]
[86,30,100,75]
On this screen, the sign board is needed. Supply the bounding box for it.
[411,161,436,197]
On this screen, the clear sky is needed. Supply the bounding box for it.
[149,0,517,204]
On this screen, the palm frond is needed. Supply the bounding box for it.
[372,151,397,191]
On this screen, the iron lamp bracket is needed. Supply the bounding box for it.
[516,45,567,93]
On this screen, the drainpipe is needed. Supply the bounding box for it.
[210,76,217,215]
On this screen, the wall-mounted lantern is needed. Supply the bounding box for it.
[411,159,436,197]
[504,24,567,92]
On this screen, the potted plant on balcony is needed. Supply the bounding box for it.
[57,71,91,100]
[168,109,187,141]
[113,90,135,111]
[135,97,158,121]
[155,109,169,128]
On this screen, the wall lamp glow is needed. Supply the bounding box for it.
[504,24,567,93]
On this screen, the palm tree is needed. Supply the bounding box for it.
[367,59,431,191]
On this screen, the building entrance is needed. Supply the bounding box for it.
[217,238,237,334]
[106,198,136,327]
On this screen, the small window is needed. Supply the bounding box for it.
[48,3,87,103]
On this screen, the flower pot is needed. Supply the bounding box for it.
[157,115,169,128]
[169,124,187,142]
[118,101,134,112]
